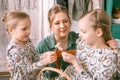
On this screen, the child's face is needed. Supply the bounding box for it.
[79,18,100,46]
[51,12,70,39]
[10,18,31,43]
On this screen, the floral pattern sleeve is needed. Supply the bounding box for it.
[117,49,120,73]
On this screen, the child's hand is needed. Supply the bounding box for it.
[62,52,83,71]
[61,52,77,64]
[43,51,57,66]
[7,63,12,74]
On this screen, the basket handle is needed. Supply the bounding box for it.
[38,67,71,80]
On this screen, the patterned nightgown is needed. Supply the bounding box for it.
[64,41,117,80]
[6,39,44,80]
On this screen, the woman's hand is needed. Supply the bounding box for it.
[107,39,118,51]
[42,51,57,66]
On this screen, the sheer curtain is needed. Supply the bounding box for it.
[38,0,56,42]
[92,0,104,9]
[68,0,104,33]
[0,0,56,55]
[0,0,104,55]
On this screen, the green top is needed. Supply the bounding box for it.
[36,31,79,79]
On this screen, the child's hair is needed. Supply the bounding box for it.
[79,9,112,42]
[48,4,71,28]
[2,10,30,31]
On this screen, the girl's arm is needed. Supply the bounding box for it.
[62,52,93,80]
[62,49,117,80]
[7,47,57,75]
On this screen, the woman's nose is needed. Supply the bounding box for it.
[60,22,65,28]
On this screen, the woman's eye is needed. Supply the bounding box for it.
[64,20,69,23]
[54,23,59,25]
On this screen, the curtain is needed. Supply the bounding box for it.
[0,0,104,55]
[92,0,104,9]
[38,0,56,41]
[0,0,56,54]
[0,0,39,56]
[68,0,104,34]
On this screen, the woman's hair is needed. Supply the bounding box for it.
[79,9,112,42]
[2,10,30,31]
[48,4,71,28]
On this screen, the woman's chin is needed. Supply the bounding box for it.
[60,34,67,38]
[60,32,68,37]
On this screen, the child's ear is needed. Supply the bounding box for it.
[7,28,14,34]
[96,28,103,37]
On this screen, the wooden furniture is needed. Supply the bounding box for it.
[0,54,10,75]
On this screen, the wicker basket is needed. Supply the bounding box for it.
[38,67,71,80]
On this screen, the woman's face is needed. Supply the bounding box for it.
[51,12,70,39]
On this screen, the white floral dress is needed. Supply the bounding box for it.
[64,41,117,80]
[6,39,44,80]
